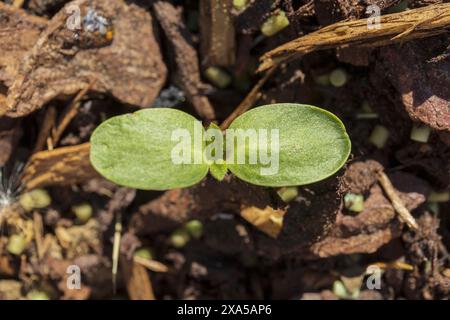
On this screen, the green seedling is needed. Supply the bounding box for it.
[19,189,51,212]
[72,202,93,223]
[344,193,364,213]
[261,11,290,37]
[90,103,351,190]
[7,234,27,256]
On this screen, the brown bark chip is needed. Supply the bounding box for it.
[2,0,167,117]
[153,1,216,121]
[23,142,99,189]
[199,0,236,67]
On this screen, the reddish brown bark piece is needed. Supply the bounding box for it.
[153,1,215,121]
[310,169,430,257]
[0,118,22,166]
[23,142,99,189]
[3,0,167,117]
[376,40,450,130]
[311,224,403,257]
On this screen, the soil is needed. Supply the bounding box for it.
[0,0,449,300]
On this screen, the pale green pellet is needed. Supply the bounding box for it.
[72,202,93,223]
[261,11,290,37]
[170,229,191,248]
[19,189,51,212]
[185,220,203,239]
[7,234,27,256]
[369,125,389,149]
[329,68,348,87]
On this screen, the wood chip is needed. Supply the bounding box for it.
[121,256,155,300]
[3,0,167,117]
[23,142,99,189]
[240,205,285,238]
[33,105,56,153]
[259,3,450,72]
[371,261,414,271]
[51,79,97,145]
[33,211,45,260]
[199,0,236,66]
[153,1,216,121]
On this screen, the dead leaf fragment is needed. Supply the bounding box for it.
[241,205,285,238]
[121,256,155,300]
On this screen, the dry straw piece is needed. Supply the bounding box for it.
[258,3,450,72]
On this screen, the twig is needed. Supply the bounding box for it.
[391,11,446,41]
[220,66,277,130]
[371,261,414,271]
[259,3,450,72]
[377,171,419,231]
[33,105,56,153]
[23,143,98,190]
[112,211,122,294]
[52,79,97,146]
[33,211,44,260]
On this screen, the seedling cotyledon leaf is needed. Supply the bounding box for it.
[90,103,351,190]
[227,104,350,186]
[90,108,208,190]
